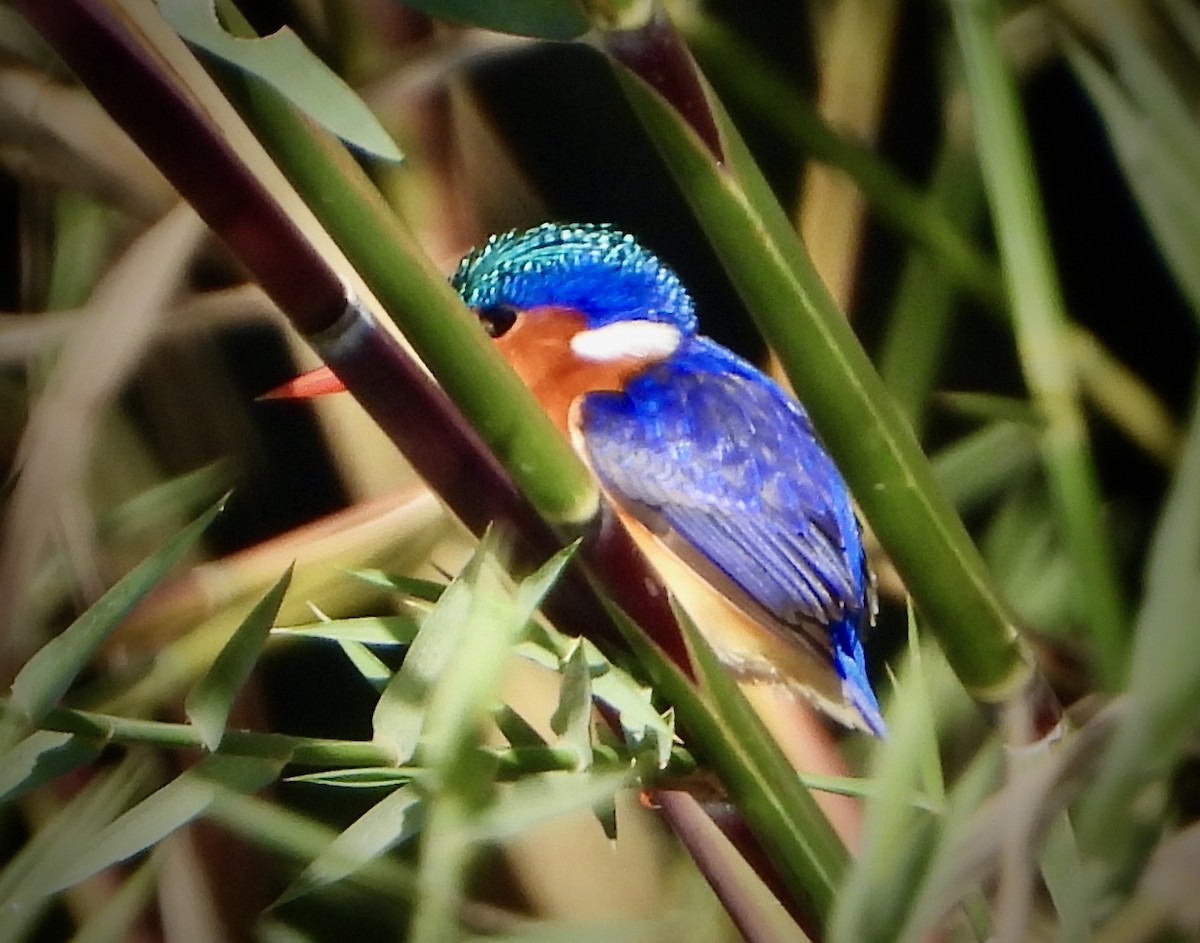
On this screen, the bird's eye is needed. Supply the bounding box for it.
[477,304,519,339]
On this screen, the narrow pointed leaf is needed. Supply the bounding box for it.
[1066,37,1200,322]
[897,741,1004,943]
[273,614,420,646]
[1078,388,1200,863]
[0,755,151,921]
[338,640,393,691]
[286,767,418,789]
[473,769,633,843]
[830,631,947,943]
[513,541,580,616]
[160,0,402,161]
[345,569,446,604]
[518,630,673,769]
[420,543,574,775]
[102,460,231,541]
[209,792,418,902]
[278,784,425,905]
[493,703,549,750]
[549,642,594,770]
[410,543,578,943]
[371,533,495,761]
[10,497,225,724]
[28,753,283,900]
[0,730,105,806]
[186,565,293,751]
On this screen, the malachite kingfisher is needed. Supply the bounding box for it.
[272,223,885,735]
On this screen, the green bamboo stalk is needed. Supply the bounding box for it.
[212,0,597,528]
[610,49,1037,709]
[947,0,1129,686]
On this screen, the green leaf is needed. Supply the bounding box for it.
[338,639,394,691]
[897,741,1004,943]
[186,564,292,751]
[370,535,491,762]
[208,792,418,902]
[830,618,946,943]
[409,542,577,943]
[1038,813,1089,943]
[102,460,231,542]
[1162,0,1200,60]
[278,784,425,905]
[422,541,577,777]
[26,753,283,901]
[473,769,633,843]
[931,421,1040,515]
[549,642,594,770]
[388,0,589,40]
[0,730,105,806]
[518,632,673,770]
[795,773,937,812]
[159,0,402,162]
[933,392,1041,427]
[950,0,1128,682]
[272,614,420,646]
[0,754,151,932]
[1065,36,1200,323]
[1077,386,1200,867]
[493,703,549,750]
[286,767,418,789]
[9,497,225,724]
[345,568,446,604]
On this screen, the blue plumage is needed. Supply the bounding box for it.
[453,222,697,332]
[455,223,884,735]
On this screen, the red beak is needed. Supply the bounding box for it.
[258,365,347,400]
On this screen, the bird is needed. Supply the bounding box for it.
[271,222,885,735]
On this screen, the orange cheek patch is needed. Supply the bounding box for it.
[493,307,649,435]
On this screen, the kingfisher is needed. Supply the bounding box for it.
[272,223,885,735]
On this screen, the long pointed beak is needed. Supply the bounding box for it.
[258,365,347,400]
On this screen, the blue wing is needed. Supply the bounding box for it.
[579,337,883,732]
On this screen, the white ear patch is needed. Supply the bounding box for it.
[569,321,683,363]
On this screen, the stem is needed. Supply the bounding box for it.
[0,696,659,777]
[214,0,599,529]
[949,0,1129,685]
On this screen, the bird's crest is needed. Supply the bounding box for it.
[451,223,697,333]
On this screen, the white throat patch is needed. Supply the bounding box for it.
[569,321,683,363]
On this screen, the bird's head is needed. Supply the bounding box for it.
[453,223,696,430]
[452,222,696,332]
[263,224,695,429]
